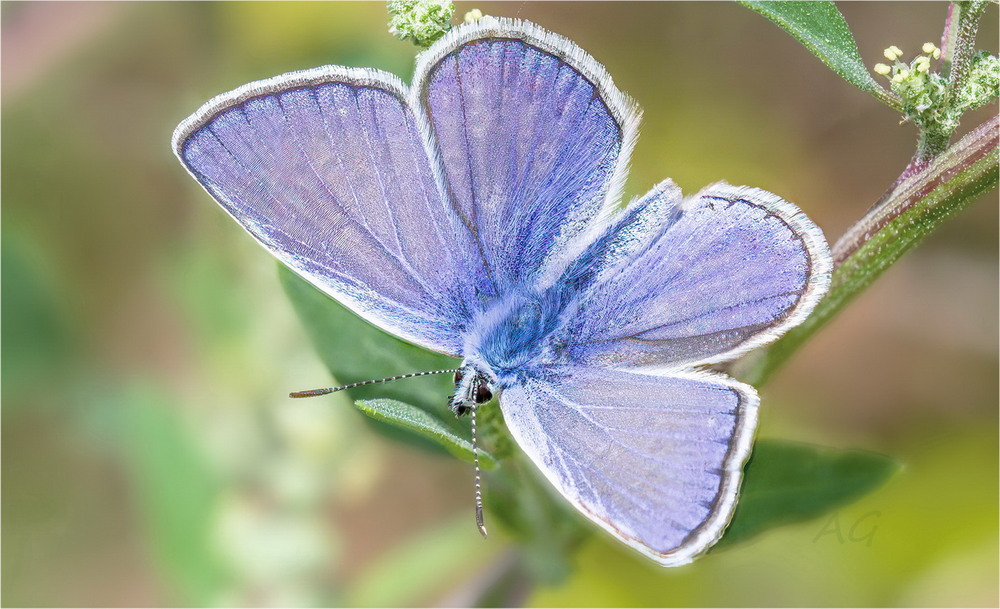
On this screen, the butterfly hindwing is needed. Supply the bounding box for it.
[499,365,757,566]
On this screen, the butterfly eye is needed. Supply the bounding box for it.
[474,383,493,405]
[454,370,464,384]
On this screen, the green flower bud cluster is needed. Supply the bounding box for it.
[960,51,1000,113]
[388,0,455,47]
[874,43,999,133]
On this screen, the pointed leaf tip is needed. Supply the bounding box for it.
[356,398,497,469]
[738,0,893,105]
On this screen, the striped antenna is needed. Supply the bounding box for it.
[289,369,460,398]
[472,401,487,538]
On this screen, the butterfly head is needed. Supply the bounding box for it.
[449,364,496,417]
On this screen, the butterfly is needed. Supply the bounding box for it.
[172,18,832,566]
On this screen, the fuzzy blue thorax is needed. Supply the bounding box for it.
[462,287,572,385]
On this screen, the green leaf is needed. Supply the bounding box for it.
[279,266,465,453]
[356,398,496,468]
[483,453,591,585]
[738,1,895,106]
[738,115,999,386]
[716,439,900,548]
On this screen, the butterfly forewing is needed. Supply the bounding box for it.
[173,68,480,354]
[414,23,640,293]
[556,183,832,369]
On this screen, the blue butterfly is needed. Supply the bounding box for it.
[173,18,831,566]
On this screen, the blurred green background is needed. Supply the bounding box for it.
[2,2,997,606]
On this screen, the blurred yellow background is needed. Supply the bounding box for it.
[3,2,997,606]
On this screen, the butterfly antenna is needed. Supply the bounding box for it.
[289,369,460,398]
[472,401,487,538]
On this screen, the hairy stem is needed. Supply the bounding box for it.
[940,1,990,92]
[737,115,999,386]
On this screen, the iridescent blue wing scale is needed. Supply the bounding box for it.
[500,366,757,566]
[172,67,482,354]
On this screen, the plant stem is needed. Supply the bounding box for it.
[751,0,999,383]
[737,115,999,387]
[914,126,955,167]
[940,1,989,92]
